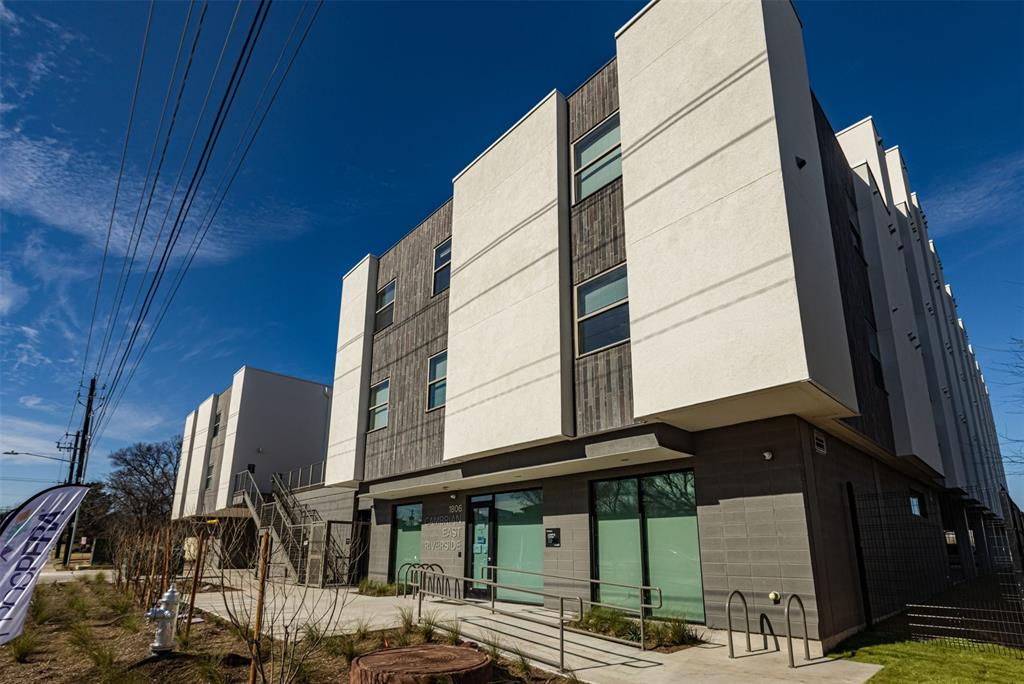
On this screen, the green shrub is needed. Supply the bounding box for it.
[443,620,462,645]
[325,635,360,664]
[357,578,397,596]
[352,615,372,642]
[192,655,226,684]
[418,611,439,642]
[28,590,50,625]
[7,633,38,663]
[302,623,324,643]
[396,606,415,635]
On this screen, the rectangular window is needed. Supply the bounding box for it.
[390,503,422,582]
[212,411,221,437]
[573,113,622,201]
[909,492,926,517]
[866,320,885,389]
[433,238,452,295]
[591,472,704,621]
[427,351,447,410]
[576,264,629,355]
[204,463,214,490]
[368,379,390,431]
[374,280,396,332]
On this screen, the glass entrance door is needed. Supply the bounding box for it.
[466,499,494,599]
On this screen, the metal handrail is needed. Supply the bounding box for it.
[412,568,584,672]
[785,594,811,668]
[275,461,325,491]
[484,564,663,650]
[726,590,752,658]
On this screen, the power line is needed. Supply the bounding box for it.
[93,0,272,441]
[92,1,325,446]
[77,0,156,391]
[93,0,200,380]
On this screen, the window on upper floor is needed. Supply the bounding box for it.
[368,379,390,431]
[433,238,452,295]
[909,492,926,517]
[866,320,885,390]
[850,220,865,260]
[573,113,622,202]
[576,264,629,356]
[212,411,221,437]
[426,351,447,411]
[375,280,396,332]
[204,462,214,490]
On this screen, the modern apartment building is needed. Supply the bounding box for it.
[172,366,332,520]
[169,0,1012,650]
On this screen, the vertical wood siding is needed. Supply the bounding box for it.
[568,59,636,435]
[364,201,452,480]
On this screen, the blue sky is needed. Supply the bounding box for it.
[0,1,1021,509]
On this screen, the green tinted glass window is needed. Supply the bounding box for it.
[391,503,422,581]
[495,490,544,604]
[592,478,643,610]
[641,472,704,621]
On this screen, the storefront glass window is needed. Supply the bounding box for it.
[641,472,704,621]
[495,490,545,604]
[593,478,644,610]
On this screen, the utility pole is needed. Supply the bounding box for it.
[63,378,96,568]
[54,431,80,559]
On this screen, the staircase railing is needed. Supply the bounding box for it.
[232,470,305,581]
[270,473,354,587]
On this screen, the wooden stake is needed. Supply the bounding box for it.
[159,526,173,597]
[248,530,271,684]
[183,529,207,640]
[142,533,159,608]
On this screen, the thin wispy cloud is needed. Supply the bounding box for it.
[18,394,54,411]
[0,267,28,315]
[923,150,1024,238]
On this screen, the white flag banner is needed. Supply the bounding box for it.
[0,484,89,644]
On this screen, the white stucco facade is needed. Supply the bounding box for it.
[615,0,855,431]
[443,90,573,461]
[325,256,378,485]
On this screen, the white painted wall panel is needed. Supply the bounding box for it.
[325,257,377,485]
[444,91,572,461]
[181,396,214,517]
[616,0,854,424]
[171,411,196,520]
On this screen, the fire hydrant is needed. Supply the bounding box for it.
[145,584,180,655]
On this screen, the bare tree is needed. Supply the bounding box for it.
[104,437,181,531]
[200,519,359,684]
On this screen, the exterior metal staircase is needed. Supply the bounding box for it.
[232,469,360,586]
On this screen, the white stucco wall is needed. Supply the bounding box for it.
[615,0,854,427]
[837,121,943,474]
[215,367,332,508]
[171,410,196,520]
[444,90,573,461]
[325,256,377,485]
[181,395,215,517]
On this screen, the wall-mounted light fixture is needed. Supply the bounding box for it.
[763,450,774,461]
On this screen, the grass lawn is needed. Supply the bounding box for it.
[832,630,1024,683]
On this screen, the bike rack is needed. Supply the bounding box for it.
[726,590,751,658]
[785,593,811,668]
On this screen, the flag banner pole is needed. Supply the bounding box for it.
[0,484,90,644]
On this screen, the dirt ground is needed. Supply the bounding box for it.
[1,578,575,683]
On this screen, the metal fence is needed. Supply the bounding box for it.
[903,601,1024,658]
[275,461,325,491]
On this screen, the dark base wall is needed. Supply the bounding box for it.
[363,415,955,649]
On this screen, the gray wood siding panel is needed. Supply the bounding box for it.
[568,59,618,143]
[568,60,633,436]
[571,178,626,284]
[575,343,634,435]
[365,201,452,480]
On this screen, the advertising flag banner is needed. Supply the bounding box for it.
[0,484,90,644]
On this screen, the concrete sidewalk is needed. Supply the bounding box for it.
[190,580,880,684]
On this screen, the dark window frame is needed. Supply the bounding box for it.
[572,111,623,204]
[575,262,630,357]
[374,280,397,333]
[426,350,447,412]
[432,237,452,296]
[587,468,706,623]
[367,378,391,432]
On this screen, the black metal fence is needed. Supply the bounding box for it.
[904,601,1024,658]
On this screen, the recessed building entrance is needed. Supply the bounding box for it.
[389,502,422,582]
[591,471,704,621]
[465,489,544,604]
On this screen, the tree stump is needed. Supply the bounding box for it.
[349,644,492,684]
